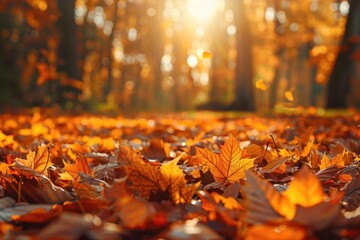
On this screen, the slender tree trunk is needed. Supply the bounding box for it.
[270,47,284,108]
[103,0,119,103]
[148,2,165,110]
[230,0,255,111]
[326,0,360,108]
[57,0,83,107]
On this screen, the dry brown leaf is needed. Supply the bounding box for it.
[12,204,62,224]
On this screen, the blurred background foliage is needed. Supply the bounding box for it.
[0,0,359,113]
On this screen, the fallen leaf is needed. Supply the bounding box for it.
[342,173,360,211]
[127,161,163,199]
[195,134,254,183]
[60,153,92,181]
[160,155,199,204]
[245,222,309,240]
[16,142,52,175]
[282,166,326,208]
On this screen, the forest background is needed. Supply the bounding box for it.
[0,0,359,113]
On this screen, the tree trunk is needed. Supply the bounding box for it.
[56,0,83,107]
[229,0,255,111]
[103,0,119,103]
[148,2,165,110]
[326,0,360,109]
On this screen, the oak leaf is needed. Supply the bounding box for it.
[195,134,254,183]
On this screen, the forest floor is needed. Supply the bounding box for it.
[0,108,359,239]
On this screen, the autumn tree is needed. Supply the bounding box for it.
[326,0,360,109]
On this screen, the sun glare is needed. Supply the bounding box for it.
[187,0,222,23]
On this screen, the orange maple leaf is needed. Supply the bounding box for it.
[16,142,52,175]
[127,161,163,199]
[195,134,255,183]
[160,155,200,204]
[60,153,92,181]
[117,145,144,166]
[127,154,199,204]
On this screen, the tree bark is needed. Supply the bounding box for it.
[56,0,83,106]
[103,0,119,103]
[326,0,360,109]
[229,0,255,111]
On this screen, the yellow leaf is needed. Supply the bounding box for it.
[282,166,325,208]
[16,142,52,175]
[300,135,314,157]
[332,150,353,167]
[284,89,294,102]
[0,162,9,174]
[255,79,269,91]
[195,134,254,183]
[160,154,199,204]
[319,153,332,170]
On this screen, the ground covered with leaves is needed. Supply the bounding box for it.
[0,110,359,239]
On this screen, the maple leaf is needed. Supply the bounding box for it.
[160,155,199,204]
[319,153,333,170]
[117,145,144,166]
[127,154,198,204]
[300,135,314,157]
[126,161,163,199]
[15,142,52,175]
[60,153,92,181]
[195,134,254,183]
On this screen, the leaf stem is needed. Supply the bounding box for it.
[18,175,23,203]
[270,134,280,157]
